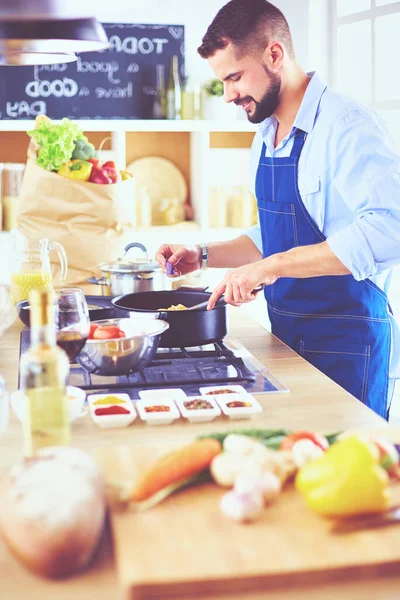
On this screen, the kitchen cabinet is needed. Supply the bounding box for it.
[0,119,257,249]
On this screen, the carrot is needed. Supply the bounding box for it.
[127,438,222,502]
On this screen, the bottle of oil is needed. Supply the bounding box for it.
[20,289,70,456]
[153,64,167,119]
[166,55,182,120]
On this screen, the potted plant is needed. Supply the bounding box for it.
[202,78,239,121]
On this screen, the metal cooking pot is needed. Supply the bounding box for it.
[88,242,172,297]
[112,289,228,348]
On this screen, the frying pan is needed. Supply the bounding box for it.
[112,288,227,348]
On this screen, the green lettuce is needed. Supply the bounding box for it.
[27,118,89,172]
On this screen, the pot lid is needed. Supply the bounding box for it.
[99,257,161,275]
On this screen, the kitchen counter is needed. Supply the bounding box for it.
[0,305,399,599]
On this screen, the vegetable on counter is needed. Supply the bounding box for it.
[120,438,222,504]
[280,431,329,452]
[295,435,391,518]
[57,159,93,181]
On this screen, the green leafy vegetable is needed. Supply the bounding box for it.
[27,118,89,172]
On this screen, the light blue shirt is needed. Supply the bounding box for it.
[245,72,400,378]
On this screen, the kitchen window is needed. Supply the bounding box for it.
[331,0,400,149]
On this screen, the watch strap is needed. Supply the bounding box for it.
[198,243,208,270]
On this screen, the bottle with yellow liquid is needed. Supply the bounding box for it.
[10,236,68,304]
[20,289,70,456]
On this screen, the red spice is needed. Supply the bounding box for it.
[95,405,130,416]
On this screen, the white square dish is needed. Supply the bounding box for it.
[214,393,263,420]
[138,388,187,402]
[89,397,136,429]
[136,398,180,426]
[175,395,221,423]
[199,384,249,397]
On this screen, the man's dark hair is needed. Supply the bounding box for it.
[198,0,295,60]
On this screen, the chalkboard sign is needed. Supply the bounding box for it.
[0,23,185,120]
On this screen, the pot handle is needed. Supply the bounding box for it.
[156,311,169,322]
[124,242,148,258]
[88,277,109,286]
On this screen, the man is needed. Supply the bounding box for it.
[156,0,400,419]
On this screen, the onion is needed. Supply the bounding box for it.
[220,489,264,523]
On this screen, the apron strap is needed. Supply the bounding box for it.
[290,129,307,158]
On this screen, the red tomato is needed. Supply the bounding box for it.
[88,323,99,339]
[92,326,126,340]
[280,431,329,452]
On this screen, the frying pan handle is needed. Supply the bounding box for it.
[253,284,264,293]
[177,285,209,292]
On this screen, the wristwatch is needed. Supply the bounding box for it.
[197,243,208,270]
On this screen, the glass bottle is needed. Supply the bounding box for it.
[166,55,182,120]
[1,163,25,231]
[153,64,167,119]
[20,289,70,457]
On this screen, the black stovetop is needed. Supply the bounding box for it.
[19,332,289,400]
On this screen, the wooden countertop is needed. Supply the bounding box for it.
[0,304,398,599]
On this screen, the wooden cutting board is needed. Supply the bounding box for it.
[94,431,400,599]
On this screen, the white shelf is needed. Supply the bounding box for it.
[0,119,257,133]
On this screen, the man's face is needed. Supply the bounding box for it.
[208,43,281,124]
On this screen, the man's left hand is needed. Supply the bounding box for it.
[207,259,278,310]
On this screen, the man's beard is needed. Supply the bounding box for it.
[236,67,281,124]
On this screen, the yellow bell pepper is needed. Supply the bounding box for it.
[295,435,390,517]
[120,169,133,181]
[57,159,92,181]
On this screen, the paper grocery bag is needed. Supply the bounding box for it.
[16,157,136,286]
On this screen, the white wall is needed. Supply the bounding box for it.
[95,0,312,85]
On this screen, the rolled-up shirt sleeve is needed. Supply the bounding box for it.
[326,109,400,281]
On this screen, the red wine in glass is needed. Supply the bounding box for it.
[56,330,87,360]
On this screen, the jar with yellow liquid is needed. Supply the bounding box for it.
[10,236,68,304]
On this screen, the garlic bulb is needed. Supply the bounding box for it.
[220,489,264,523]
[234,470,281,504]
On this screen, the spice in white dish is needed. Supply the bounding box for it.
[220,489,264,523]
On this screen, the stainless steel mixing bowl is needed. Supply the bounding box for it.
[76,318,169,376]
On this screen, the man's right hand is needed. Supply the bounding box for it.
[155,244,202,277]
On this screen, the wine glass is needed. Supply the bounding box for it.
[55,287,90,361]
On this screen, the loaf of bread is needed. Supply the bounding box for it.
[0,446,106,578]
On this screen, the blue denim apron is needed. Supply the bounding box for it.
[256,129,391,418]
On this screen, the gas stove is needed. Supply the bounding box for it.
[19,332,289,400]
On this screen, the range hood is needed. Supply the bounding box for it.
[0,1,109,66]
